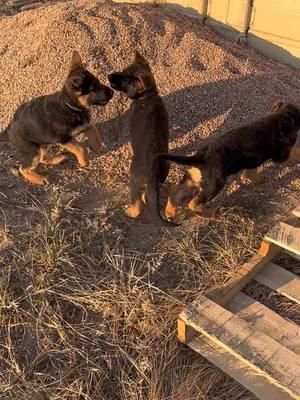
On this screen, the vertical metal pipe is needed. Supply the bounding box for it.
[199,0,208,21]
[239,0,253,43]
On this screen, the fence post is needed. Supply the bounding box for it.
[239,0,253,44]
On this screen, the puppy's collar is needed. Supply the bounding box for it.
[132,86,158,101]
[66,102,84,113]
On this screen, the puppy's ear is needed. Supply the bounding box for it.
[66,75,83,92]
[69,50,83,73]
[135,51,149,66]
[268,100,285,114]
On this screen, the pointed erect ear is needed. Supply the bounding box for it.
[69,50,83,73]
[135,50,149,65]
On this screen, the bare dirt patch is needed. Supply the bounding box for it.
[0,1,299,399]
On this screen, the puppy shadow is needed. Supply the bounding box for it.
[214,162,299,229]
[96,74,271,156]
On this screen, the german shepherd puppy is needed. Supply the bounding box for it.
[158,101,300,220]
[2,51,113,185]
[108,51,176,226]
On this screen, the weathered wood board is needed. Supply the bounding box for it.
[178,207,300,400]
[255,262,300,304]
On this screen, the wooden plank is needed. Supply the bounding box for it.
[180,295,300,395]
[205,241,281,306]
[255,262,300,304]
[226,292,300,354]
[265,222,300,256]
[188,335,298,400]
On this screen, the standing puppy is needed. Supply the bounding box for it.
[158,101,300,220]
[108,51,176,226]
[2,51,113,185]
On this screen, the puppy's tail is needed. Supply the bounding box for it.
[157,153,202,166]
[0,128,8,142]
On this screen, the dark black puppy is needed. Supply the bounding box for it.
[2,51,113,185]
[108,51,176,226]
[158,101,300,220]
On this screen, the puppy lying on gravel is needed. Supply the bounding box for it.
[158,101,300,220]
[1,51,113,185]
[108,51,176,226]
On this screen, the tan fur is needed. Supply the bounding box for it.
[125,198,144,218]
[19,167,49,185]
[188,167,202,183]
[77,95,90,109]
[141,192,147,204]
[60,140,88,167]
[40,146,68,165]
[165,198,176,219]
[19,153,49,185]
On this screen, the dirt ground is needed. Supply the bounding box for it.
[0,1,299,399]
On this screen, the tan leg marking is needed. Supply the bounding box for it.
[188,198,216,217]
[188,167,202,183]
[141,192,146,204]
[188,197,203,213]
[40,147,68,166]
[288,144,300,162]
[19,155,49,185]
[125,198,144,219]
[19,168,49,185]
[165,197,176,219]
[243,168,266,184]
[60,140,88,167]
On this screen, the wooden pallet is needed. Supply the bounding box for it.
[178,207,300,400]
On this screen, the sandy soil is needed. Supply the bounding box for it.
[0,1,299,399]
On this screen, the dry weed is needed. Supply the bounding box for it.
[0,191,260,399]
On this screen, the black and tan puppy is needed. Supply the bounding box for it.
[108,51,176,226]
[1,51,113,185]
[158,101,300,220]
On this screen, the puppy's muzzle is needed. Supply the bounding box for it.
[92,86,114,106]
[108,73,124,90]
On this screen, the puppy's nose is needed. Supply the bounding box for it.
[106,87,114,99]
[108,73,116,82]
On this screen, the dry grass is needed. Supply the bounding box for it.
[0,190,262,400]
[0,1,299,398]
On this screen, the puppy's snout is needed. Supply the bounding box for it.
[106,87,114,100]
[108,72,121,84]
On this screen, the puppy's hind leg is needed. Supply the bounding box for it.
[188,176,226,217]
[243,168,266,184]
[19,146,49,185]
[40,146,68,165]
[165,181,194,220]
[125,173,145,219]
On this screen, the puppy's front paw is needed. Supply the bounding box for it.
[78,157,89,168]
[125,202,142,219]
[30,175,49,186]
[165,198,176,220]
[188,198,203,213]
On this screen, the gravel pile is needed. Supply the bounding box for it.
[0,0,299,215]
